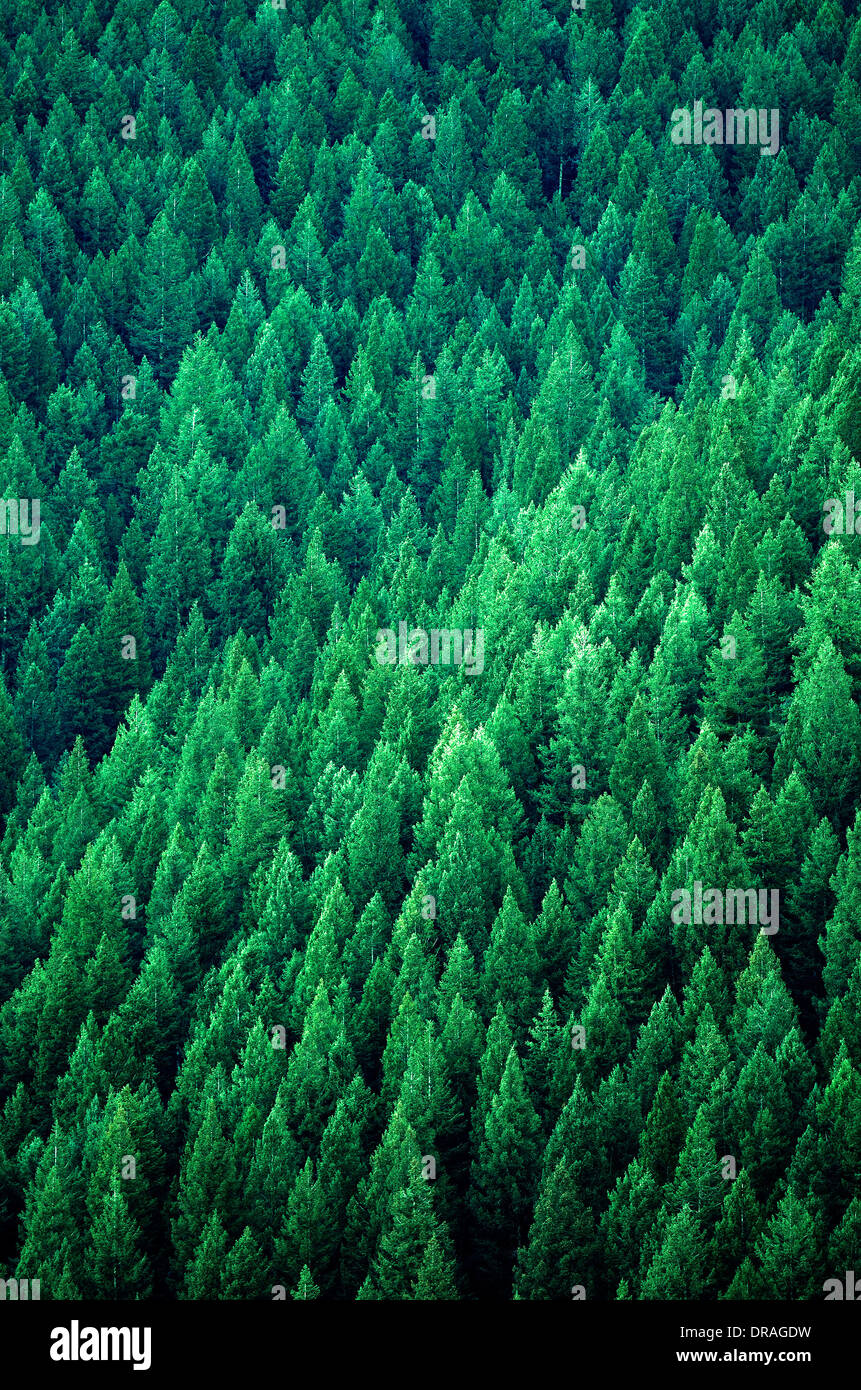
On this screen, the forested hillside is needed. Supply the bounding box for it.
[0,0,860,1301]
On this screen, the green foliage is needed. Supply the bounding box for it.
[0,0,855,1308]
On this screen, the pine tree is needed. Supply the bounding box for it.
[470,1048,541,1296]
[754,1188,822,1300]
[129,214,195,381]
[514,1158,597,1300]
[641,1205,710,1300]
[88,1181,151,1299]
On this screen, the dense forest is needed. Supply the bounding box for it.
[0,0,859,1302]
